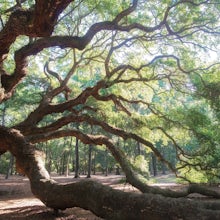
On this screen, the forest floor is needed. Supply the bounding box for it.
[0,173,213,220]
[0,173,142,220]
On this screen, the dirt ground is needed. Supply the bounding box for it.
[0,174,138,220]
[1,173,216,220]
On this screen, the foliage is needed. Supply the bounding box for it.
[0,0,220,185]
[133,155,149,178]
[0,153,12,174]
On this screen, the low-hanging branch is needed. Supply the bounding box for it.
[23,111,175,172]
[1,125,220,220]
[26,127,220,199]
[0,1,220,219]
[15,80,106,131]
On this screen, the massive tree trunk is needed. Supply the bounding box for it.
[1,126,220,220]
[1,1,220,219]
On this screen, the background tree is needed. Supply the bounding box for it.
[0,0,220,219]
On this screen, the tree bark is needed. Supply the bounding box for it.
[5,153,14,179]
[65,151,70,177]
[26,127,220,198]
[151,152,157,176]
[74,137,80,178]
[1,127,220,219]
[105,149,109,177]
[93,150,96,175]
[0,1,219,219]
[87,144,92,178]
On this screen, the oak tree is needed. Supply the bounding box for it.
[0,0,220,219]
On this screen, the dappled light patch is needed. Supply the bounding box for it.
[1,174,220,219]
[0,0,220,219]
[0,175,123,219]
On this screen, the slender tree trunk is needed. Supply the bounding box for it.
[87,144,92,178]
[5,153,14,179]
[66,151,69,177]
[93,150,96,175]
[55,161,59,174]
[151,152,157,176]
[74,138,80,178]
[0,106,6,170]
[58,152,63,175]
[105,149,108,176]
[61,152,65,175]
[161,148,166,175]
[115,165,120,175]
